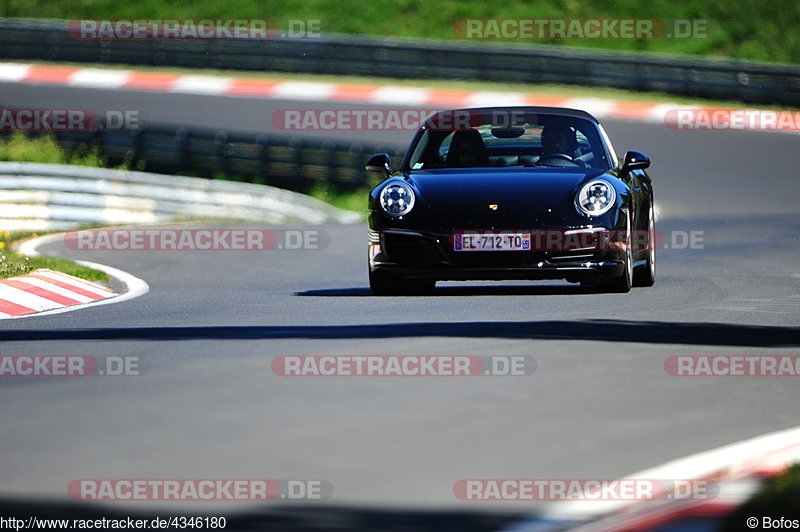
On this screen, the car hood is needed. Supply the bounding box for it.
[407,167,610,229]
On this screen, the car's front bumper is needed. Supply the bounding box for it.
[369,228,626,281]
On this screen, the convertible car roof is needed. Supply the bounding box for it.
[425,106,599,123]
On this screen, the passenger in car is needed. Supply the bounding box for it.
[444,129,491,167]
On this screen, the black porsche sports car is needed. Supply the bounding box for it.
[366,107,655,295]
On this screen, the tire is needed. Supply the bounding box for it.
[633,203,656,287]
[604,216,633,293]
[369,269,435,296]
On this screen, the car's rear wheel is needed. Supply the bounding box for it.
[633,203,656,287]
[369,269,435,296]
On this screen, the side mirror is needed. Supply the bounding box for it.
[621,150,650,172]
[365,153,392,177]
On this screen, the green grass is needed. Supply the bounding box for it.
[0,132,120,166]
[2,0,798,63]
[308,183,373,216]
[0,231,110,281]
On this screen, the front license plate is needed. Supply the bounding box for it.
[454,232,531,251]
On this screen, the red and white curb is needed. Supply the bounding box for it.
[0,268,114,317]
[0,62,792,130]
[504,424,800,531]
[0,233,149,319]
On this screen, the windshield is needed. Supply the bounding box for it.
[406,111,611,171]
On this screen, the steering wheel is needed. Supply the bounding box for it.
[535,153,581,167]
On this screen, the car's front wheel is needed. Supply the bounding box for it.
[603,216,633,293]
[369,269,435,296]
[607,245,633,293]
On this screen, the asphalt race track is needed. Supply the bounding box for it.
[1,83,799,527]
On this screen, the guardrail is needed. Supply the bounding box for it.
[0,161,361,231]
[0,124,407,194]
[1,18,799,106]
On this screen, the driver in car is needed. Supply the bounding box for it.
[537,124,586,167]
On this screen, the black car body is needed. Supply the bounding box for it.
[367,107,655,295]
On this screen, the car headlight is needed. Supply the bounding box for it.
[576,180,616,216]
[379,182,415,217]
